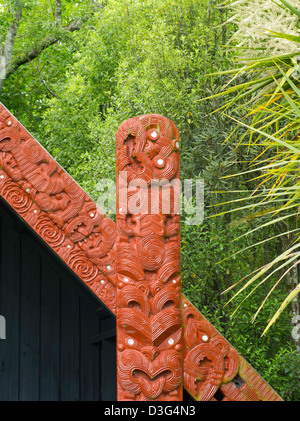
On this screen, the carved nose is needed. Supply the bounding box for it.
[141,346,160,361]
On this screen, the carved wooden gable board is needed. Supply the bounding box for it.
[0,102,282,401]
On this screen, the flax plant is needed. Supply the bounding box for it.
[204,0,300,335]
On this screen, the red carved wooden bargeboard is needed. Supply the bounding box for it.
[0,102,282,401]
[0,103,118,313]
[182,297,281,401]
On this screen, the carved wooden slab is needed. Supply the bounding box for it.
[115,115,183,400]
[0,102,118,313]
[0,102,282,401]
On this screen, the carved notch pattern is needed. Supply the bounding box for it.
[115,115,183,401]
[0,103,117,313]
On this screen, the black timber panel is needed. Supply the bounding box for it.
[40,259,60,401]
[0,213,21,400]
[60,277,80,401]
[101,316,117,401]
[19,233,41,400]
[80,298,101,401]
[0,199,116,401]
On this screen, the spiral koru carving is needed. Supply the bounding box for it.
[181,297,282,401]
[0,103,117,313]
[116,115,182,401]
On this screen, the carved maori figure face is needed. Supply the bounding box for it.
[116,115,182,401]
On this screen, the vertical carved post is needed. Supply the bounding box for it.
[115,115,183,401]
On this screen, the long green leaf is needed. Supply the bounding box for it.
[262,282,300,335]
[274,0,300,19]
[223,113,300,154]
[252,259,300,322]
[266,30,300,43]
[229,253,300,315]
[225,248,300,307]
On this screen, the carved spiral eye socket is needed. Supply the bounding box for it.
[128,300,141,310]
[162,300,175,310]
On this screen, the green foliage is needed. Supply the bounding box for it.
[201,0,300,336]
[262,348,300,401]
[0,0,298,398]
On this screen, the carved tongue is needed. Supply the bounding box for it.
[137,375,166,399]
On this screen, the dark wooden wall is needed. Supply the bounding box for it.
[0,198,116,401]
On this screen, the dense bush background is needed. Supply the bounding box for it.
[1,0,299,399]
